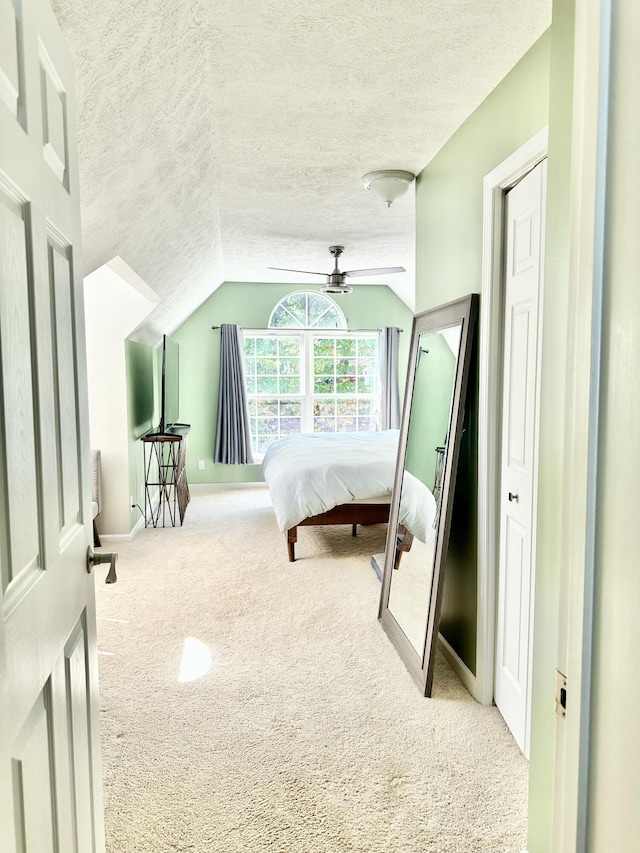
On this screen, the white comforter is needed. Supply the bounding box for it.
[398,470,437,543]
[262,430,400,532]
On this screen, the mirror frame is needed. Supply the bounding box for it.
[378,293,479,695]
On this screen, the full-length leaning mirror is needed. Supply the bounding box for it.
[378,294,479,695]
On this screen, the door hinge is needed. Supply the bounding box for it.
[555,669,567,717]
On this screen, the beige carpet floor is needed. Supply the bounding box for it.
[95,484,528,853]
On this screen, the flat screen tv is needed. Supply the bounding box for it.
[159,334,180,434]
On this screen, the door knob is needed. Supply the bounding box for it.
[508,492,519,503]
[86,546,118,583]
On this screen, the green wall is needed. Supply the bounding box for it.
[414,31,550,674]
[171,281,413,484]
[125,340,158,530]
[404,333,457,490]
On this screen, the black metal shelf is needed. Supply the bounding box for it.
[141,432,190,528]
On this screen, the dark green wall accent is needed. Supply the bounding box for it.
[439,333,478,670]
[125,340,158,528]
[171,281,413,484]
[404,333,456,490]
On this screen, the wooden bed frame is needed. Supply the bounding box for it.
[285,501,413,562]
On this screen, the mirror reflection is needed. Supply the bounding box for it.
[378,293,478,696]
[388,325,462,655]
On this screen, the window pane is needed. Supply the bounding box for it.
[308,293,330,326]
[358,338,377,356]
[256,357,278,376]
[358,357,375,376]
[336,358,356,376]
[256,418,279,435]
[285,294,307,324]
[278,337,300,356]
[257,376,278,394]
[318,306,344,329]
[279,377,300,394]
[280,418,301,434]
[244,337,256,356]
[313,399,335,417]
[314,338,335,357]
[337,417,357,432]
[336,338,356,357]
[256,338,277,356]
[280,401,301,417]
[314,358,334,375]
[336,377,356,394]
[314,376,334,394]
[336,398,357,416]
[257,400,279,417]
[278,358,299,376]
[245,376,257,394]
[269,306,296,328]
[358,400,372,416]
[314,417,334,432]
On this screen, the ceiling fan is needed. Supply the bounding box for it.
[268,245,405,294]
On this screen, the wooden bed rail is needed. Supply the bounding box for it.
[285,502,391,562]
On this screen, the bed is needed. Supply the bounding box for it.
[262,429,416,562]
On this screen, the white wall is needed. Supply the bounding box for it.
[84,257,159,536]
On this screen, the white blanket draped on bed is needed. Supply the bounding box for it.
[262,430,400,532]
[398,470,437,543]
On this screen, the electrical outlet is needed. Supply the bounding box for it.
[197,459,206,471]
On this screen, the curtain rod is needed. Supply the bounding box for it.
[211,325,403,332]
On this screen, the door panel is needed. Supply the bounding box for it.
[40,47,69,186]
[0,0,105,849]
[11,688,56,853]
[0,189,40,589]
[495,160,546,757]
[0,0,23,121]
[506,303,532,470]
[501,514,528,689]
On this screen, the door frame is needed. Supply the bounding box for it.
[475,127,549,707]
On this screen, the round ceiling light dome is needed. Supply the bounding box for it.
[361,169,415,208]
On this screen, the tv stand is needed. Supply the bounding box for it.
[141,430,190,527]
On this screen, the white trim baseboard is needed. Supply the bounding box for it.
[438,633,476,697]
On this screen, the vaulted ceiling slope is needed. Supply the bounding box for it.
[52,0,551,346]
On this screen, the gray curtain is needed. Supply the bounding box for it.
[378,326,401,430]
[214,324,255,464]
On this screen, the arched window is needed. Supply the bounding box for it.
[268,291,347,330]
[243,293,379,455]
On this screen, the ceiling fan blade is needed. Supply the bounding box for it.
[268,266,327,276]
[344,266,406,278]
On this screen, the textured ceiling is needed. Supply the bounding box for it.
[52,0,551,345]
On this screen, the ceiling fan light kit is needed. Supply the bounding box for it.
[268,245,405,295]
[361,169,415,207]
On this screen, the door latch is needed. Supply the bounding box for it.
[86,546,118,584]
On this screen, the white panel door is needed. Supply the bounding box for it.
[495,160,546,757]
[0,0,105,850]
